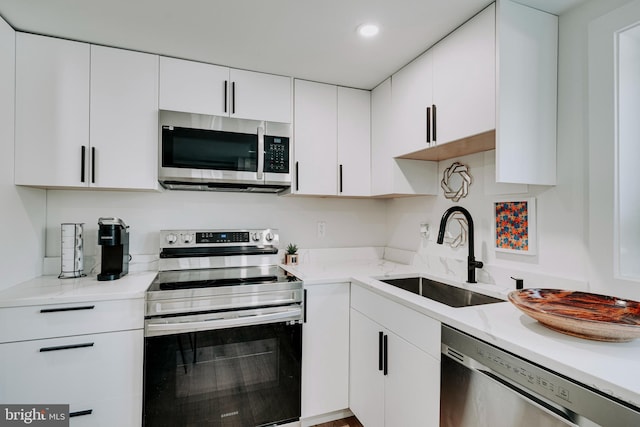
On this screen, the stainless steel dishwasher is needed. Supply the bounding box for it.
[440,325,640,427]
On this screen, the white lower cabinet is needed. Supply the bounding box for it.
[302,282,350,419]
[0,299,144,426]
[350,284,440,427]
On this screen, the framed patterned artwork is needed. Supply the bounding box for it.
[494,198,537,255]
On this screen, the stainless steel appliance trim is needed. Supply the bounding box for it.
[144,305,303,337]
[159,229,279,249]
[442,325,640,427]
[158,254,281,271]
[257,125,265,180]
[146,288,303,316]
[157,111,292,191]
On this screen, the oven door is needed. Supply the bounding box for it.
[143,317,302,427]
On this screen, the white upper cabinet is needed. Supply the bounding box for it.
[432,3,495,146]
[90,45,159,190]
[391,1,557,186]
[159,57,229,116]
[391,4,495,158]
[495,0,557,185]
[371,78,438,196]
[293,80,371,196]
[15,34,159,190]
[293,79,338,195]
[337,86,371,197]
[159,56,292,123]
[230,68,292,123]
[15,33,90,188]
[390,50,434,157]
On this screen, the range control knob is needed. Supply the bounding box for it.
[265,232,274,242]
[165,233,178,245]
[251,232,262,242]
[182,233,194,244]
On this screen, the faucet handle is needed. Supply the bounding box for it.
[511,276,524,290]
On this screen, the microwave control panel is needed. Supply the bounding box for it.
[264,136,290,173]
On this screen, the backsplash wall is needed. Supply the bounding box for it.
[45,189,387,264]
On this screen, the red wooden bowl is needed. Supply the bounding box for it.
[508,288,640,342]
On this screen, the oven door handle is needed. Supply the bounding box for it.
[145,307,302,337]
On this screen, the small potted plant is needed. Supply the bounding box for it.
[285,243,299,265]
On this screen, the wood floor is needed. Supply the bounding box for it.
[311,416,364,427]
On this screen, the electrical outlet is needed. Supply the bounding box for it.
[420,222,430,239]
[317,221,326,238]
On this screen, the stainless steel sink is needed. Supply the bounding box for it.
[380,277,504,308]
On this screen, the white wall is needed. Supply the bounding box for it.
[45,190,387,267]
[386,150,588,289]
[0,16,46,291]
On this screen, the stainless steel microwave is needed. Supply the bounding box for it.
[158,114,292,193]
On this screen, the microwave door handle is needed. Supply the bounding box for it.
[257,126,265,180]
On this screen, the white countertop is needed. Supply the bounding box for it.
[0,271,156,308]
[285,256,640,410]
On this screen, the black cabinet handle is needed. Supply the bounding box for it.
[224,80,228,113]
[339,164,343,193]
[91,147,96,184]
[80,146,86,182]
[40,305,95,314]
[69,409,93,418]
[40,342,94,353]
[303,289,307,323]
[426,107,431,143]
[432,104,437,142]
[295,161,299,191]
[231,81,236,114]
[378,331,384,371]
[383,334,388,376]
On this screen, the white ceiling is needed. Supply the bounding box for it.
[0,0,586,90]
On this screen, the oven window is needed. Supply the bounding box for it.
[144,323,301,427]
[162,127,258,172]
[174,338,278,398]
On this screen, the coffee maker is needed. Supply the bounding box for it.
[97,217,130,281]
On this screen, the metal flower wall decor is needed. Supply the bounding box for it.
[441,162,472,202]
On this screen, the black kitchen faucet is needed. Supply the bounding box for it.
[436,206,483,284]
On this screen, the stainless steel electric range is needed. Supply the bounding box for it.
[143,228,303,427]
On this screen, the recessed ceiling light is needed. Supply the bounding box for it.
[357,24,379,38]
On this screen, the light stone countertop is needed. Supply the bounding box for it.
[284,255,640,411]
[0,271,157,308]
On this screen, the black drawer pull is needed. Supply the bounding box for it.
[40,305,95,313]
[303,289,308,323]
[40,342,94,352]
[80,146,86,182]
[378,331,384,371]
[383,334,388,376]
[426,107,431,143]
[432,104,437,142]
[69,409,93,418]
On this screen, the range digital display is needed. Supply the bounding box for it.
[196,232,249,244]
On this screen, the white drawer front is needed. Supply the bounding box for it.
[351,284,441,359]
[0,299,143,343]
[0,329,143,421]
